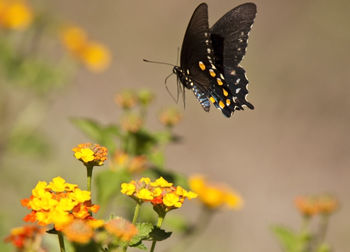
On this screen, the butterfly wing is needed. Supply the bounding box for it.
[210,3,257,110]
[180,3,212,93]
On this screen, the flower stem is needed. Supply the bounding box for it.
[57,232,66,252]
[132,202,141,224]
[150,213,166,252]
[318,214,329,245]
[86,165,93,192]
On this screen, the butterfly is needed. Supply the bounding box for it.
[172,2,257,117]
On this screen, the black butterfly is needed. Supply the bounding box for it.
[173,2,257,117]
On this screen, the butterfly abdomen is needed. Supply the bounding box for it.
[192,85,210,112]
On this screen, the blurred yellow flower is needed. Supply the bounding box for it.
[128,155,148,173]
[80,41,110,72]
[61,26,87,54]
[73,143,108,167]
[0,0,33,30]
[189,175,243,210]
[61,25,111,72]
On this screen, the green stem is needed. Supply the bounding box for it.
[86,165,93,192]
[317,214,329,245]
[57,232,66,252]
[132,202,141,224]
[150,213,165,252]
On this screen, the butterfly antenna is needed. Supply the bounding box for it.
[164,72,178,103]
[143,59,175,67]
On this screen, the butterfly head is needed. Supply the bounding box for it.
[173,66,193,89]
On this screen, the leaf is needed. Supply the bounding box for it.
[71,118,119,152]
[95,169,130,209]
[131,242,148,250]
[149,226,172,241]
[272,225,308,252]
[129,222,154,246]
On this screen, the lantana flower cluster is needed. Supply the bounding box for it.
[0,0,33,30]
[189,175,243,210]
[4,225,45,250]
[73,143,108,167]
[61,25,111,72]
[121,177,197,212]
[294,194,339,217]
[21,176,100,231]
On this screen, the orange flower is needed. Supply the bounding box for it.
[317,195,339,215]
[105,217,138,242]
[115,90,138,109]
[121,113,143,133]
[295,195,339,217]
[62,219,94,244]
[73,143,108,166]
[189,175,243,210]
[159,107,182,127]
[4,225,45,250]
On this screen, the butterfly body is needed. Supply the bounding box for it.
[174,2,257,117]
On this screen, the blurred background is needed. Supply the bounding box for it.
[1,0,349,251]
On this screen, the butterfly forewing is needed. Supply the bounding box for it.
[180,3,212,93]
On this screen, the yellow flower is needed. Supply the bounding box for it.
[121,177,196,212]
[163,193,182,208]
[151,177,173,188]
[62,219,93,244]
[73,143,108,166]
[74,148,95,163]
[121,183,136,196]
[61,25,111,72]
[136,188,154,200]
[105,217,138,242]
[0,0,33,30]
[22,177,99,231]
[189,175,243,210]
[79,41,111,72]
[61,25,87,53]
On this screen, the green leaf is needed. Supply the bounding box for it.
[129,222,154,246]
[95,169,130,209]
[149,226,172,241]
[71,118,119,152]
[272,225,308,252]
[131,242,148,250]
[316,243,331,252]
